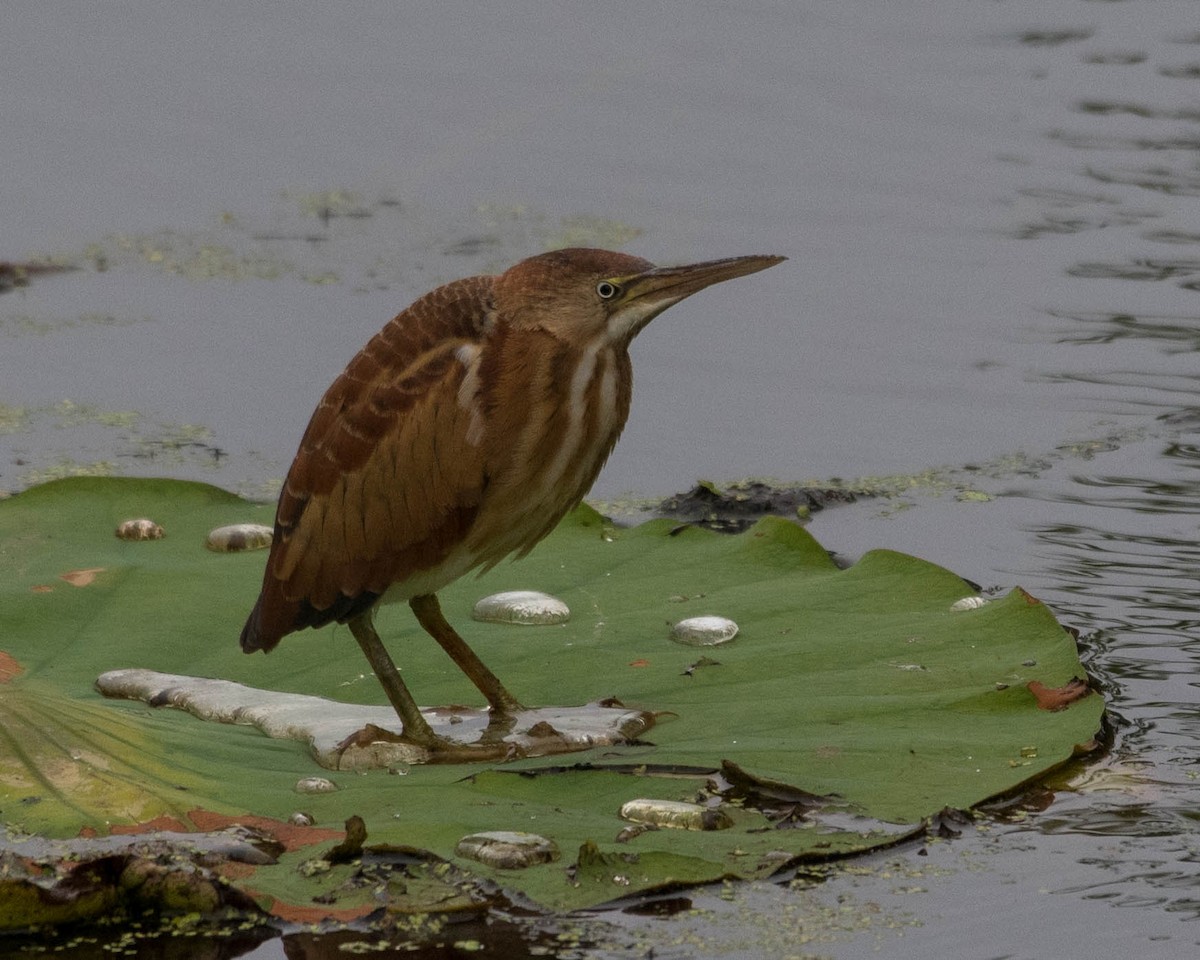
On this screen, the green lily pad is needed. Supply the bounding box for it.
[0,477,1103,914]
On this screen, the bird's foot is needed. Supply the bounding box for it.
[334,722,515,766]
[335,723,408,755]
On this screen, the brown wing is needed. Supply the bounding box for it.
[241,277,494,652]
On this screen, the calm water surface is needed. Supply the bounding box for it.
[2,1,1198,957]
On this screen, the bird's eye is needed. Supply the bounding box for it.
[596,280,620,301]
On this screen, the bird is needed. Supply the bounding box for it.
[240,246,785,759]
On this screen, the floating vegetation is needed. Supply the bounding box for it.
[107,231,292,282]
[653,480,859,533]
[0,311,153,338]
[0,401,232,495]
[20,459,117,486]
[541,214,643,251]
[0,404,29,434]
[467,205,644,260]
[287,189,374,221]
[52,399,140,430]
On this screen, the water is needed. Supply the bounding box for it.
[2,0,1199,956]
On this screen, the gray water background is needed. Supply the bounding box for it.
[2,1,1198,956]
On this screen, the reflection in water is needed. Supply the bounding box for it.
[1074,100,1200,124]
[997,28,1095,48]
[1046,311,1200,352]
[1028,372,1200,412]
[1084,163,1200,198]
[1007,189,1154,239]
[1066,258,1200,284]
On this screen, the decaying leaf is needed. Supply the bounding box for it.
[1027,677,1092,711]
[926,806,975,839]
[323,815,368,864]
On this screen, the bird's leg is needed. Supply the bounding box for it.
[410,593,527,715]
[348,610,442,746]
[341,610,516,764]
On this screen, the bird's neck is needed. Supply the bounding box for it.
[488,326,632,475]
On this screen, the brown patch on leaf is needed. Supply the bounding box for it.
[213,860,259,881]
[1027,677,1092,711]
[0,651,23,684]
[59,567,105,587]
[1016,587,1043,605]
[31,584,53,593]
[188,809,344,851]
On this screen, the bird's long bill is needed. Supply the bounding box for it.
[616,254,787,337]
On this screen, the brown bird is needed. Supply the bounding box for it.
[241,247,785,757]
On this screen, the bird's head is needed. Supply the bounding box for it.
[494,247,786,347]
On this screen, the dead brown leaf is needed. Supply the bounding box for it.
[1027,677,1092,711]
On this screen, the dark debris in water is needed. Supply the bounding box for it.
[655,480,862,534]
[0,259,78,294]
[323,814,368,865]
[925,806,975,840]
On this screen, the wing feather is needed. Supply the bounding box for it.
[241,277,494,652]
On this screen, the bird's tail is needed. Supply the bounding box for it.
[240,595,282,653]
[241,589,377,652]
